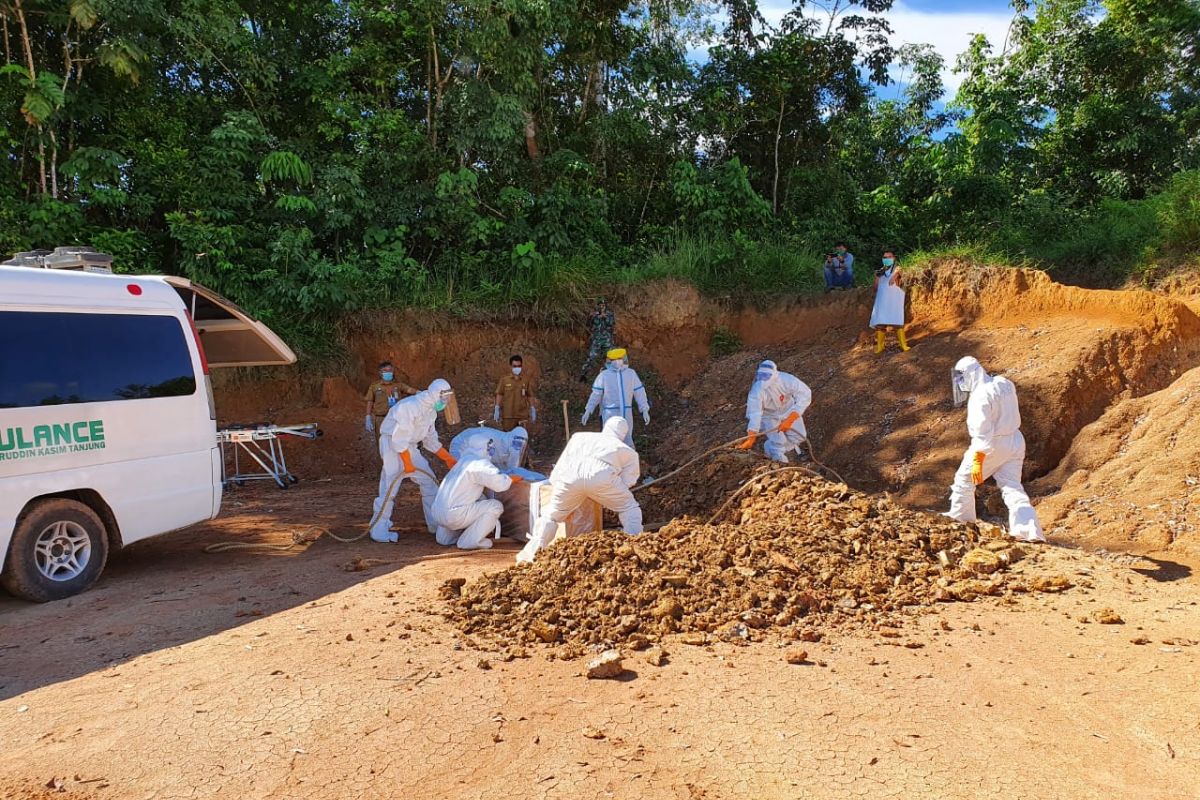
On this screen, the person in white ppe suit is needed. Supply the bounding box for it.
[516,416,642,564]
[449,425,528,471]
[945,356,1045,542]
[369,378,458,543]
[432,431,520,550]
[738,360,812,462]
[582,348,649,446]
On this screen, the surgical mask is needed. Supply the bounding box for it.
[381,371,393,381]
[433,400,447,412]
[755,368,775,383]
[882,257,894,267]
[837,248,846,254]
[511,366,522,375]
[607,360,621,371]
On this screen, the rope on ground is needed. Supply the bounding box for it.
[201,467,439,553]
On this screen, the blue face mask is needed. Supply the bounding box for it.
[882,257,894,267]
[433,400,447,412]
[512,366,522,375]
[381,371,394,381]
[608,361,621,371]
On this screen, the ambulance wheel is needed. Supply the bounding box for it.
[1,499,109,603]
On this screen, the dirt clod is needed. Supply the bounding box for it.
[585,650,625,679]
[1094,608,1124,625]
[786,649,809,664]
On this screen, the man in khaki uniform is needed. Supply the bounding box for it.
[364,361,418,441]
[493,354,538,432]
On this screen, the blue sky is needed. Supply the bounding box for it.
[753,0,1019,98]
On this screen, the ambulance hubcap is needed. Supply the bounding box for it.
[34,521,91,582]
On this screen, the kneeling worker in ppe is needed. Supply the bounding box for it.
[370,379,458,543]
[739,360,812,462]
[581,348,650,446]
[516,416,642,564]
[450,425,528,472]
[945,356,1044,542]
[432,431,520,550]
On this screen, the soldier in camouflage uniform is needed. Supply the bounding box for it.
[579,298,616,382]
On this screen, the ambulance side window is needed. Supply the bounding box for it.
[0,311,197,409]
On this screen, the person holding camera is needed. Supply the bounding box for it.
[823,243,854,291]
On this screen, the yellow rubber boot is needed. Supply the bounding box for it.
[874,330,885,354]
[897,328,910,352]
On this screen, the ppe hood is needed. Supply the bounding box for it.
[164,277,296,367]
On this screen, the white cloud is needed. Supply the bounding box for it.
[885,2,1014,93]
[751,0,1015,96]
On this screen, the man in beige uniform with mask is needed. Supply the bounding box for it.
[493,354,538,432]
[364,361,419,444]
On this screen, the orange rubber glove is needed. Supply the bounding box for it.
[778,411,800,432]
[436,447,457,468]
[737,430,758,450]
[508,474,524,484]
[400,450,416,474]
[971,451,986,485]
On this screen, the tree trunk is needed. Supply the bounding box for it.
[49,128,58,199]
[13,0,45,196]
[523,111,540,160]
[772,94,785,215]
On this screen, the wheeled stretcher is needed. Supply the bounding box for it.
[217,422,321,489]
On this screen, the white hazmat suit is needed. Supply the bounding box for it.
[583,357,649,446]
[432,431,515,550]
[516,416,643,564]
[743,360,812,462]
[449,425,527,471]
[946,356,1045,542]
[369,379,456,543]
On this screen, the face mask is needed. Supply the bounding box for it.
[381,371,393,381]
[756,368,775,383]
[882,258,894,267]
[433,400,447,412]
[511,366,522,375]
[837,248,845,254]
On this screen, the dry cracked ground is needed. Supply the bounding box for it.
[1,481,1198,800]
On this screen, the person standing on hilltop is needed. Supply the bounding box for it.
[364,361,419,445]
[870,251,910,353]
[579,298,616,382]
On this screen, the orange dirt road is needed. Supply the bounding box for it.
[2,480,1197,800]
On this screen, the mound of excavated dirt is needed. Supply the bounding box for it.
[1032,365,1200,563]
[448,474,1069,655]
[638,450,774,522]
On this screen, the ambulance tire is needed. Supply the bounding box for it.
[1,499,109,603]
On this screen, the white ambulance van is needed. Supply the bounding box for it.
[0,253,295,602]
